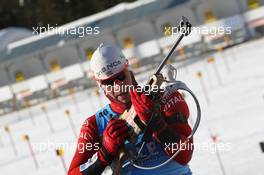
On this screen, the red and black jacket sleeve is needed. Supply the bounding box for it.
[68,115,106,175]
[154,91,193,165]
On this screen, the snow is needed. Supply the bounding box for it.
[1,38,264,174]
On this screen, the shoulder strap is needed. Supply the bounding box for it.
[95,104,118,135]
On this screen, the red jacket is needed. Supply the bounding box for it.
[68,91,193,175]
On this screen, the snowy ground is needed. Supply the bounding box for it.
[1,38,264,175]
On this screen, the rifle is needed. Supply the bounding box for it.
[112,16,201,174]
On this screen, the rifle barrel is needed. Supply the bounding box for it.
[155,34,184,75]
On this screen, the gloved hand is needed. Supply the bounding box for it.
[130,89,169,140]
[98,118,129,166]
[129,89,154,124]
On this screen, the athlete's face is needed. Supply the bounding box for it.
[98,68,133,105]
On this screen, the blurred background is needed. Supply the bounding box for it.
[0,0,264,174]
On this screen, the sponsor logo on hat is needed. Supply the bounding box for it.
[96,60,122,77]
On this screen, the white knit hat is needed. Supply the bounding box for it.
[90,43,128,80]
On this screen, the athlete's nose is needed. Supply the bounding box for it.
[113,79,127,93]
[113,79,121,91]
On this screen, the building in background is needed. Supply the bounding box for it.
[0,0,264,115]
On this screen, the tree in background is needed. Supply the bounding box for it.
[0,0,136,30]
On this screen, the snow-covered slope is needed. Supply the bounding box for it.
[1,38,264,175]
